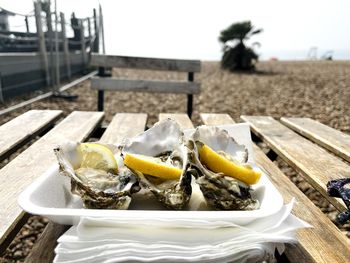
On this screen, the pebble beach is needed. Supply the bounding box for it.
[1,60,350,262]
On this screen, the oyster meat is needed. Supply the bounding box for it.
[122,119,192,210]
[188,125,260,210]
[54,141,140,209]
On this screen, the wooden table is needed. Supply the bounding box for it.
[0,111,350,263]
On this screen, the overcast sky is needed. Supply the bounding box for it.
[2,0,350,60]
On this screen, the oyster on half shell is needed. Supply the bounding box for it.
[54,142,140,209]
[122,119,192,210]
[188,126,259,210]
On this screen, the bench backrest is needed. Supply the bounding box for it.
[90,54,201,118]
[90,54,201,72]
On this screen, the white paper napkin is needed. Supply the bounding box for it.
[54,199,311,263]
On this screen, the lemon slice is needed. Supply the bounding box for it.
[124,153,182,180]
[199,144,261,185]
[78,143,118,173]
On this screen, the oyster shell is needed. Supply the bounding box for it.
[54,141,140,209]
[188,126,259,210]
[122,119,192,210]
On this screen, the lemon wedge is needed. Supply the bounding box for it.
[78,143,118,173]
[124,153,182,180]
[199,144,261,185]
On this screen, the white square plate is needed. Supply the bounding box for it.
[18,124,284,226]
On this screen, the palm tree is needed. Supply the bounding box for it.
[219,21,262,71]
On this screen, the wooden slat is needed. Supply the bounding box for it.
[91,77,200,94]
[241,115,349,212]
[159,113,194,129]
[254,144,350,263]
[202,114,350,263]
[26,112,148,263]
[0,110,62,161]
[24,223,68,263]
[200,113,234,126]
[0,111,104,254]
[99,113,148,145]
[281,117,350,163]
[91,54,201,72]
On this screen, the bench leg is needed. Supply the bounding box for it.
[98,90,104,111]
[187,72,194,118]
[97,66,107,112]
[187,94,193,118]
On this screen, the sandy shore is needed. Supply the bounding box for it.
[1,61,349,262]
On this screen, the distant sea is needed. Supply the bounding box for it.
[258,49,350,61]
[200,49,350,61]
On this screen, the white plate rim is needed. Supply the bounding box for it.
[18,164,283,223]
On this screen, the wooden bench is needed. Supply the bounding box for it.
[280,117,350,163]
[26,112,148,262]
[0,111,104,255]
[1,112,350,263]
[241,116,350,212]
[202,113,350,263]
[0,110,62,162]
[90,54,201,118]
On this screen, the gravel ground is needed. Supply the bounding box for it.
[1,61,350,262]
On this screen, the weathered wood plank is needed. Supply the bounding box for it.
[202,114,350,263]
[34,1,49,86]
[254,144,350,263]
[90,54,201,72]
[26,112,148,263]
[60,12,71,80]
[91,77,200,94]
[99,113,148,145]
[80,24,87,67]
[159,113,194,129]
[25,223,68,263]
[0,111,104,254]
[200,113,234,126]
[0,110,62,161]
[241,115,349,212]
[281,117,350,163]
